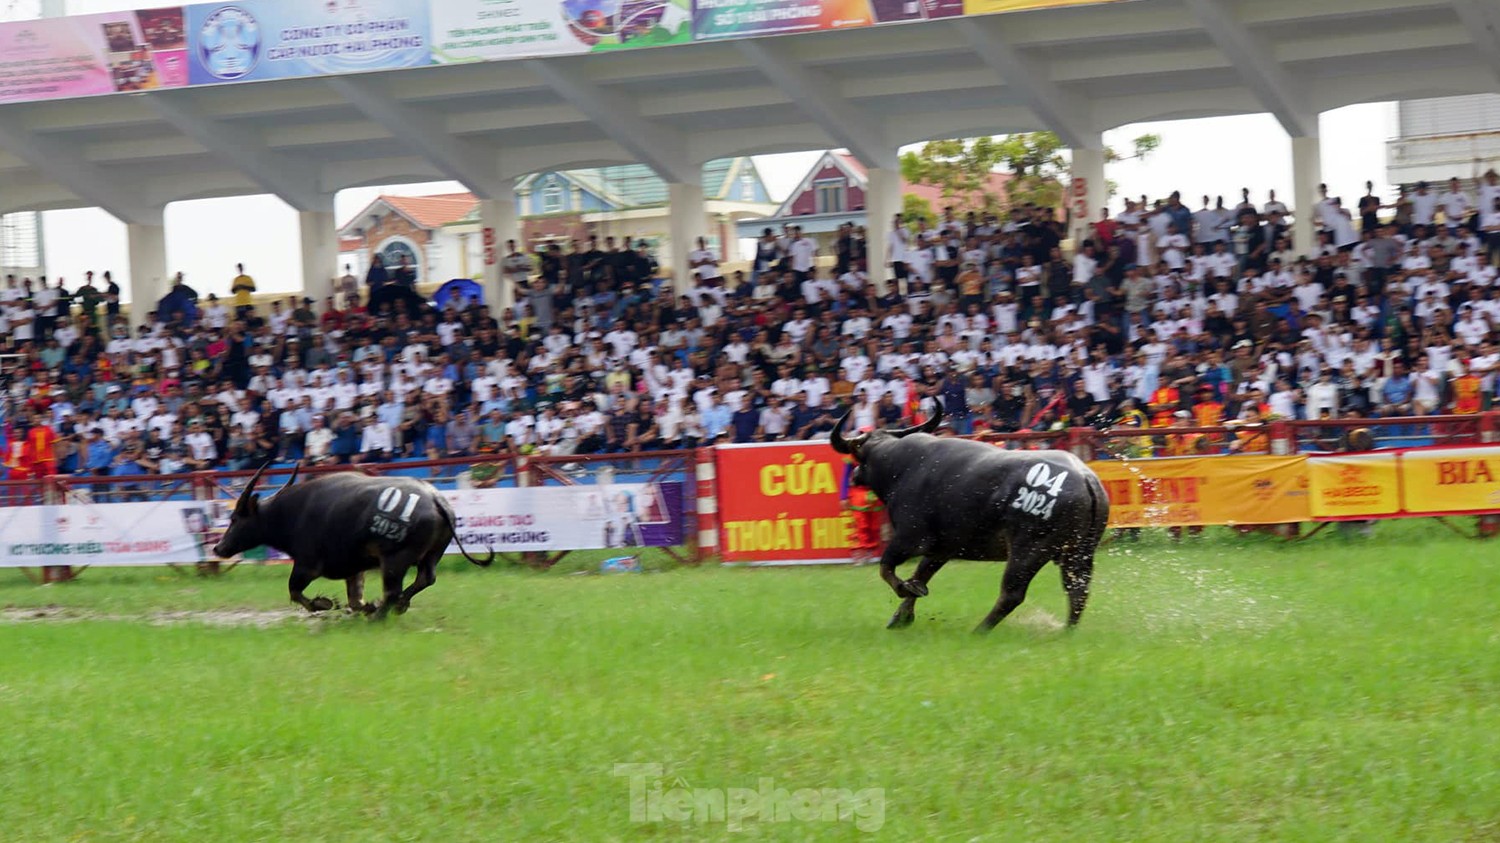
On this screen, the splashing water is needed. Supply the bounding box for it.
[1095,436,1288,637]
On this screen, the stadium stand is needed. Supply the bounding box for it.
[2,176,1498,484]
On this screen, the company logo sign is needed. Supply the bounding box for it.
[198,6,261,80]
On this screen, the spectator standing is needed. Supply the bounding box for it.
[230,263,255,317]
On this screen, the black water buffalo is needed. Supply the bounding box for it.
[213,463,494,619]
[831,402,1109,632]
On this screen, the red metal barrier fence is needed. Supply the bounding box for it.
[4,412,1497,579]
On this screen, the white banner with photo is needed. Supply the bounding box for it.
[0,482,685,567]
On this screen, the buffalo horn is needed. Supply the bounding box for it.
[278,461,302,495]
[236,460,273,512]
[830,409,853,454]
[830,409,869,456]
[891,398,945,438]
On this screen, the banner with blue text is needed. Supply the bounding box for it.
[186,0,430,86]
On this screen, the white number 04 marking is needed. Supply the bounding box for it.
[1012,464,1069,520]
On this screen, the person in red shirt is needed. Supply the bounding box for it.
[22,418,59,478]
[1148,384,1181,428]
[320,296,348,333]
[3,422,27,481]
[1451,365,1482,414]
[1091,208,1119,247]
[1191,385,1225,445]
[840,429,885,564]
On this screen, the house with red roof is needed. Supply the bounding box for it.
[734,151,1012,249]
[337,158,776,285]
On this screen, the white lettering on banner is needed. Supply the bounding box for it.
[0,483,683,567]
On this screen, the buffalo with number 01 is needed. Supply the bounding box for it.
[213,463,494,619]
[831,401,1109,632]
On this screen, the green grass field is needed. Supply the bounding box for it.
[0,522,1497,842]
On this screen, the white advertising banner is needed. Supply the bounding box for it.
[0,498,229,568]
[0,482,684,567]
[444,482,684,552]
[429,0,692,64]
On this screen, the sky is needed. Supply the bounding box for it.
[7,0,1398,302]
[29,103,1395,302]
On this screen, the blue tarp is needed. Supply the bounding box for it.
[432,279,484,312]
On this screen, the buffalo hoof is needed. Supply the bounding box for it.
[887,608,915,629]
[898,580,929,599]
[308,596,335,612]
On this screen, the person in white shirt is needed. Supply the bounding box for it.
[881,310,913,339]
[689,237,721,286]
[504,414,536,448]
[1312,184,1339,232]
[1072,241,1098,284]
[1264,190,1290,218]
[788,227,817,281]
[1438,177,1473,232]
[202,295,229,328]
[886,214,912,281]
[1156,223,1189,270]
[184,420,217,468]
[1469,253,1498,287]
[356,418,394,462]
[1326,201,1361,251]
[1193,196,1224,245]
[7,303,33,343]
[501,241,533,292]
[1410,181,1440,227]
[1455,308,1490,347]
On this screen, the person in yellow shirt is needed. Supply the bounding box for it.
[231,263,256,317]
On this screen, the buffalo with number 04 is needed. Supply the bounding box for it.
[213,463,494,619]
[830,401,1109,633]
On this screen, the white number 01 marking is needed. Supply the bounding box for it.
[377,487,421,522]
[1012,464,1069,520]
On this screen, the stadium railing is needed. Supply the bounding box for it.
[5,412,1496,581]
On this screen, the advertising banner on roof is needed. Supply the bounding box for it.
[691,0,872,41]
[868,0,962,25]
[185,0,431,86]
[430,0,692,63]
[0,7,187,105]
[961,0,1129,17]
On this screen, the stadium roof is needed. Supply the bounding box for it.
[1,0,1497,224]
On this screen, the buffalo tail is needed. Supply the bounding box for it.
[437,495,495,567]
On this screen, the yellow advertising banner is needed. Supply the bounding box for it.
[1307,454,1402,519]
[1399,446,1500,515]
[1089,455,1309,528]
[963,0,1131,16]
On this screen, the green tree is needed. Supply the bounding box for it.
[901,194,937,228]
[894,132,1162,215]
[899,137,1008,214]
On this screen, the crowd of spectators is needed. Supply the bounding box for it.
[2,170,1499,481]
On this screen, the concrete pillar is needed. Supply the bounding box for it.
[298,206,338,302]
[1291,135,1322,260]
[126,222,167,328]
[1069,147,1107,247]
[479,179,519,310]
[866,167,901,293]
[668,181,704,294]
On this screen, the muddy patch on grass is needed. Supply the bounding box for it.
[0,605,344,628]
